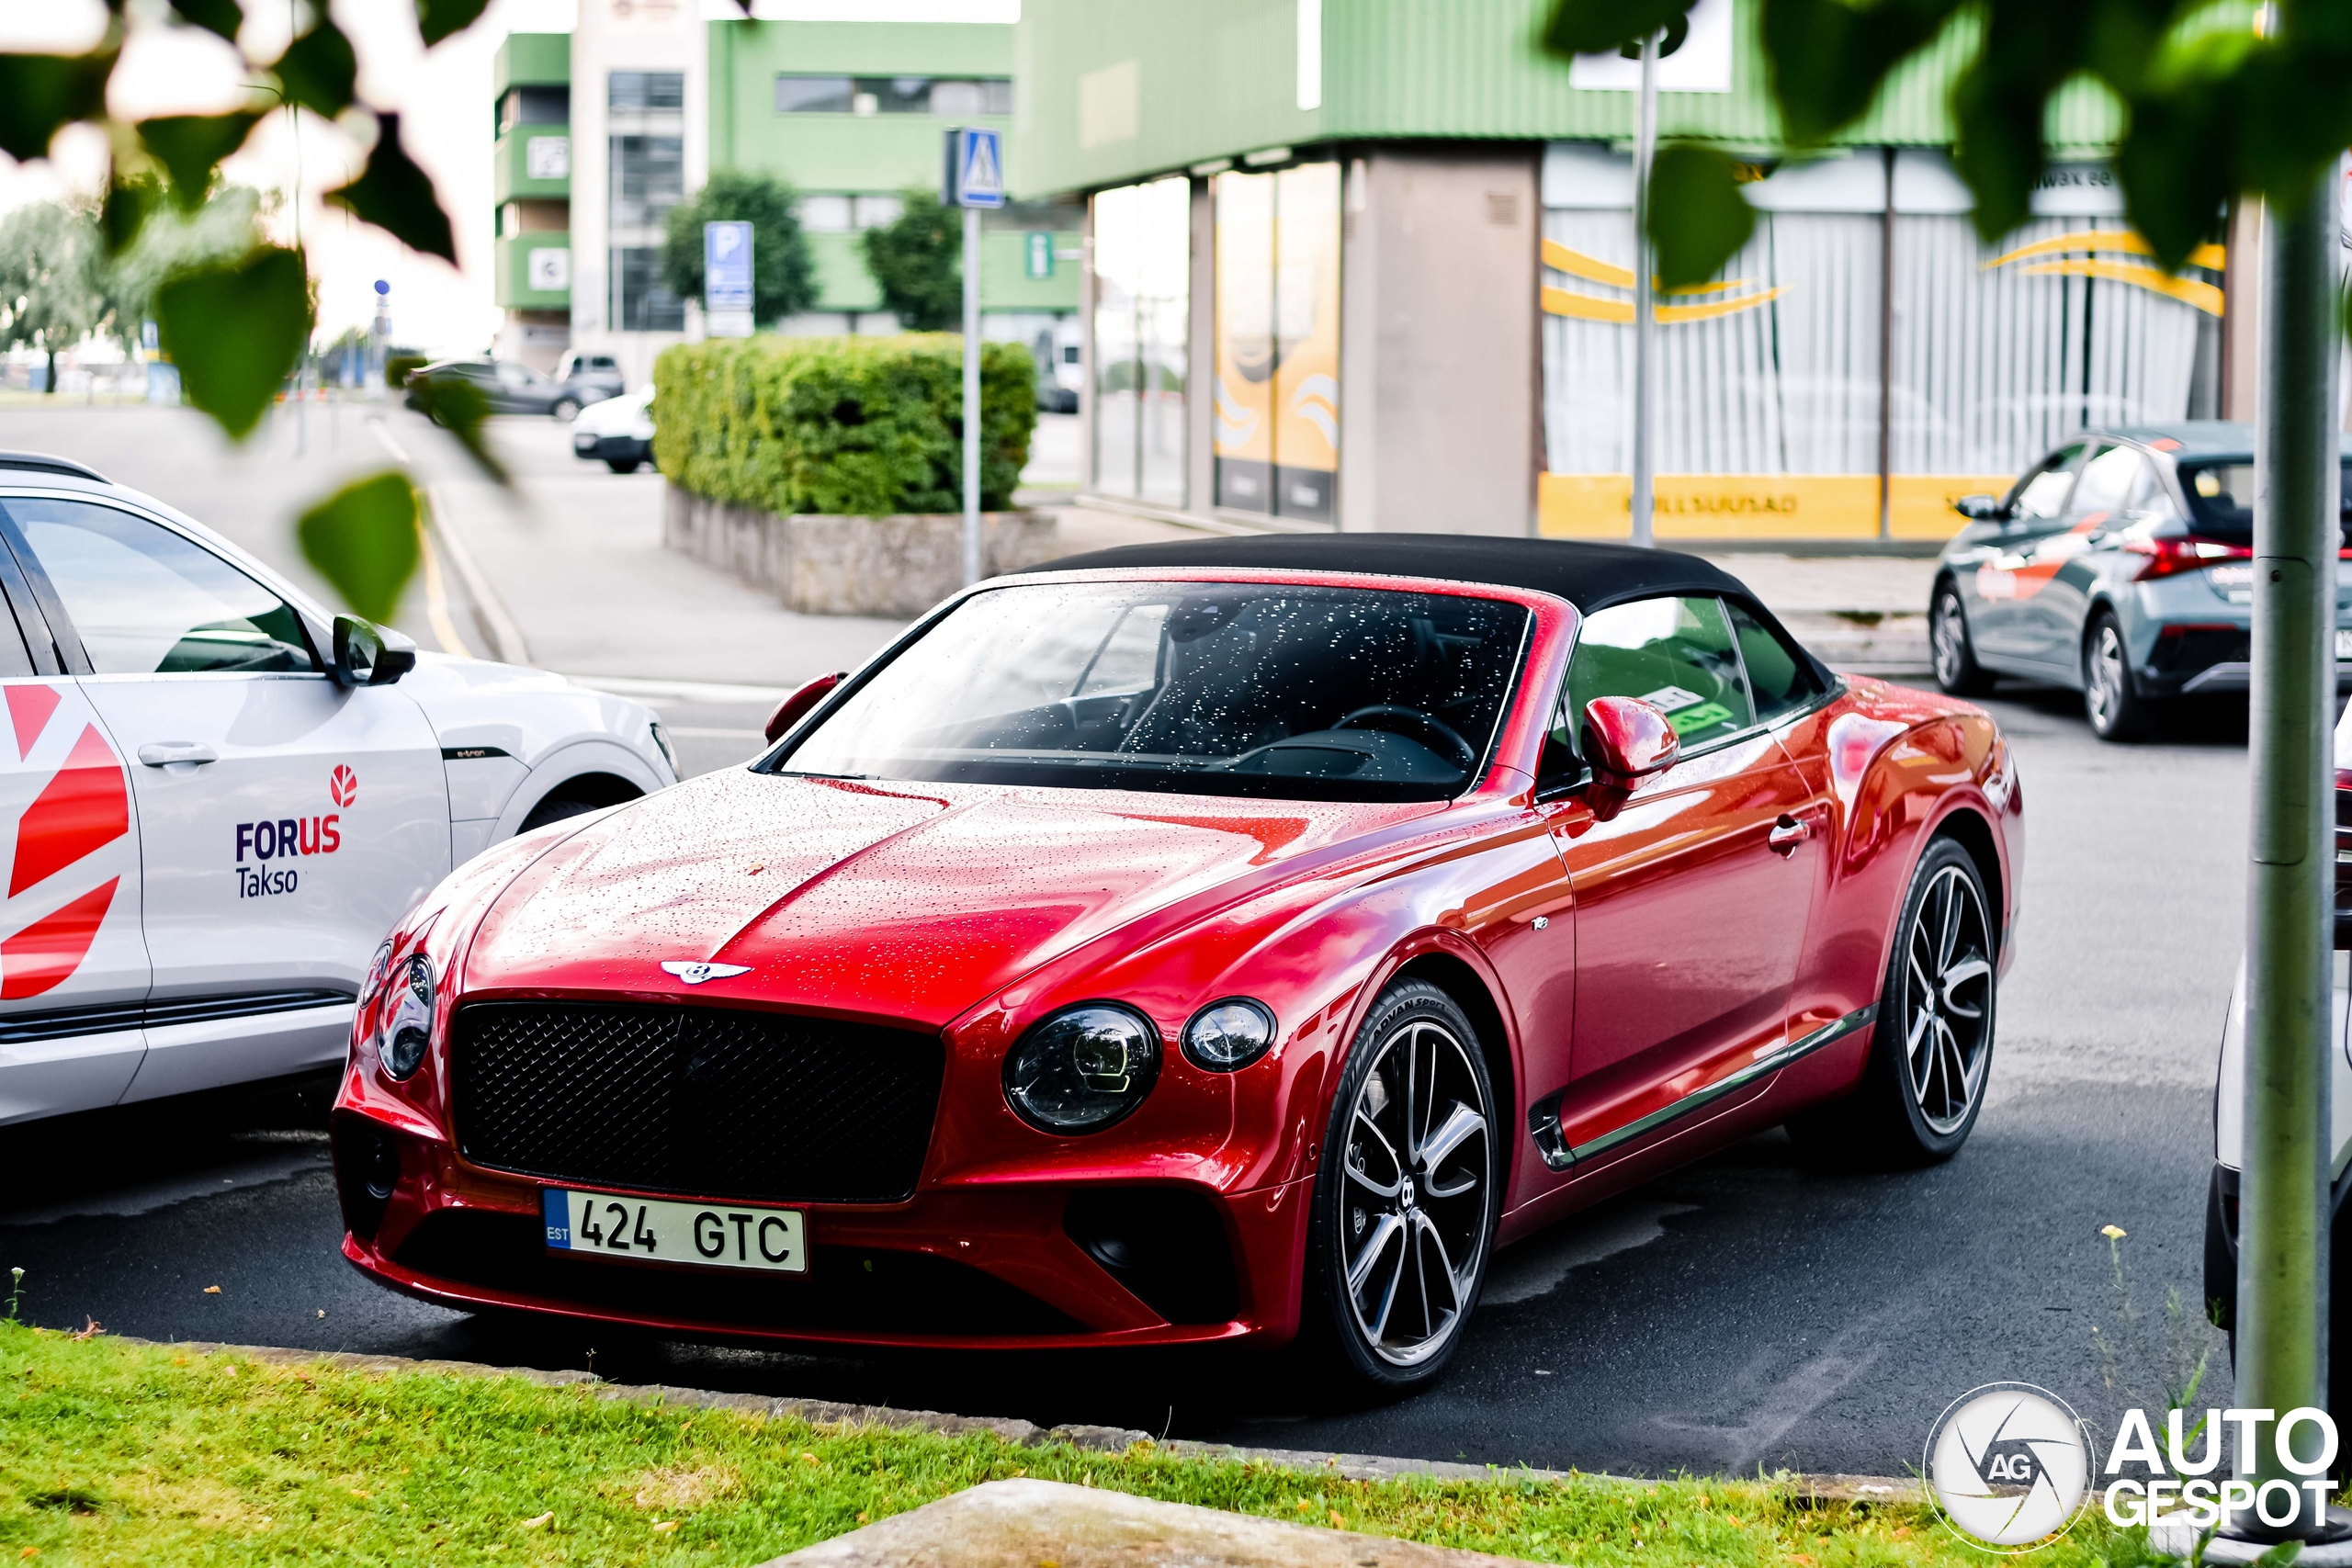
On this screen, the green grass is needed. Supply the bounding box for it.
[0,1324,2142,1566]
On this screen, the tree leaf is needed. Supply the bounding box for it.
[166,0,243,44]
[414,0,494,48]
[1542,0,1695,59]
[154,245,311,440]
[137,113,263,211]
[271,19,356,120]
[297,471,419,626]
[323,113,456,265]
[0,51,118,164]
[1647,144,1758,288]
[403,373,509,485]
[100,164,158,257]
[1758,0,1960,146]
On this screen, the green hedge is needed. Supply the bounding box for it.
[652,334,1036,515]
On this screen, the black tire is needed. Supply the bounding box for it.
[2083,609,2158,741]
[1297,979,1498,1395]
[1786,836,1995,1168]
[605,458,641,474]
[520,793,616,831]
[1929,582,1994,695]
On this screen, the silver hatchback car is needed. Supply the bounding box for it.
[1928,422,2352,739]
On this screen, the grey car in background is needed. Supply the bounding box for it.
[403,359,596,421]
[1928,421,2352,739]
[554,350,625,402]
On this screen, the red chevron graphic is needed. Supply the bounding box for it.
[2,877,118,999]
[10,725,129,897]
[6,684,59,761]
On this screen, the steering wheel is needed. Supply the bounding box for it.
[1331,705,1476,771]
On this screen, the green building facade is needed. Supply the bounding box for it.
[1012,0,2233,541]
[493,16,1080,385]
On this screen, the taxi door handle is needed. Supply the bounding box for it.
[138,742,218,767]
[1768,814,1812,855]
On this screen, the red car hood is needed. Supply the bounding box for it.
[464,769,1432,1026]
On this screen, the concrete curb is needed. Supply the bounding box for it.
[128,1337,1922,1506]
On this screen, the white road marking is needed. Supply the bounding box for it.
[1652,1308,1894,1471]
[365,415,412,465]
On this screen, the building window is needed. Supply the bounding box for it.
[1090,175,1189,506]
[609,71,684,112]
[1533,141,2222,541]
[612,247,683,333]
[775,74,1012,116]
[609,134,682,234]
[498,85,569,134]
[1212,162,1341,523]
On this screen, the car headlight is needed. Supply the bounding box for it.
[1002,1004,1161,1134]
[1182,998,1277,1071]
[379,954,437,1079]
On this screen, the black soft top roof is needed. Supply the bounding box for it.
[1035,533,1748,615]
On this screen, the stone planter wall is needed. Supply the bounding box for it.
[662,484,1061,618]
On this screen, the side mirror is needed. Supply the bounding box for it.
[763,670,846,743]
[334,615,416,688]
[1951,493,2009,523]
[1581,695,1679,781]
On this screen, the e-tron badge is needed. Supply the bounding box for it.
[661,960,752,985]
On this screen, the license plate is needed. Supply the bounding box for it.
[2337,629,2352,660]
[542,1189,807,1274]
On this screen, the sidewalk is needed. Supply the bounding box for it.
[1697,552,1939,675]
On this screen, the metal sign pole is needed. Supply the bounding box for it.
[963,199,982,588]
[1629,31,1659,549]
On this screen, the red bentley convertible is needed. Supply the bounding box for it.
[334,536,2020,1391]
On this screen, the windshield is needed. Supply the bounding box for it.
[775,581,1532,801]
[2180,459,2352,543]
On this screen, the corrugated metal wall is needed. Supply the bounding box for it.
[1890,216,2201,474]
[1018,0,2126,197]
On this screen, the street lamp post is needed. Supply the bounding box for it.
[1629,31,1659,549]
[2213,157,2350,1560]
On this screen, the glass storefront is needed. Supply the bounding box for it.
[1537,143,2221,540]
[1212,162,1341,523]
[1090,175,1190,505]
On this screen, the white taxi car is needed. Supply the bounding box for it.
[0,451,677,1124]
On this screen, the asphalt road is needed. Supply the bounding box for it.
[0,401,2248,1476]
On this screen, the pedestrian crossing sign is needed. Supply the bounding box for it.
[946,126,1005,209]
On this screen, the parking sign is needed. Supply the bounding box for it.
[944,126,1005,209]
[704,221,753,310]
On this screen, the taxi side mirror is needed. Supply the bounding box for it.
[1582,695,1679,781]
[334,615,416,688]
[1952,493,2010,523]
[763,671,846,744]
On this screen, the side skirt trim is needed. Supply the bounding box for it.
[1527,1003,1879,1172]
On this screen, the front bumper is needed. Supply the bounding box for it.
[572,432,650,464]
[332,1107,1314,1352]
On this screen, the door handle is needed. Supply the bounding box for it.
[1768,814,1812,855]
[137,742,218,767]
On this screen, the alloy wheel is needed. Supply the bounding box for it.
[1932,594,1968,686]
[2086,623,2127,732]
[1339,1018,1492,1367]
[1902,863,1994,1136]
